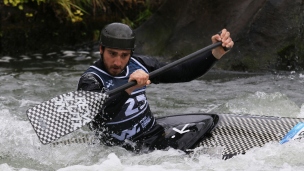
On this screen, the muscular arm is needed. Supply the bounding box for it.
[77,73,129,117]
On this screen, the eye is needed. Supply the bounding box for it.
[109,51,116,56]
[122,53,130,58]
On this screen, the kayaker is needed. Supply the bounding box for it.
[77,22,234,151]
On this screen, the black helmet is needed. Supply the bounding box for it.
[100,23,135,50]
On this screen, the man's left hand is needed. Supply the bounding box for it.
[211,29,234,59]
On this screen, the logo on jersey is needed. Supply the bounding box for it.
[105,80,114,88]
[111,124,141,140]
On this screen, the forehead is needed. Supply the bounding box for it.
[105,47,131,54]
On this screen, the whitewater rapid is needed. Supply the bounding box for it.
[1,51,304,171]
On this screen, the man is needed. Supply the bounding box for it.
[77,22,234,151]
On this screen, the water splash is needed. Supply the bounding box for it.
[219,91,300,117]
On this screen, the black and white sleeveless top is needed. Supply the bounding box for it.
[84,57,156,143]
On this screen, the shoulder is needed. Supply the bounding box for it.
[77,72,103,92]
[80,72,100,82]
[131,54,165,72]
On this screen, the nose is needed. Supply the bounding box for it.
[113,58,122,66]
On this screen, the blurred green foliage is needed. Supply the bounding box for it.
[1,0,162,55]
[3,0,155,26]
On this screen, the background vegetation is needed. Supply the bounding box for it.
[1,0,163,55]
[2,0,304,71]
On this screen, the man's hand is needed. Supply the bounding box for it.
[211,29,234,59]
[125,69,151,94]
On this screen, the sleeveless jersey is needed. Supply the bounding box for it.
[84,57,156,143]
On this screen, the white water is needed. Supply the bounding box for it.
[1,51,304,171]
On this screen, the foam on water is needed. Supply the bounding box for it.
[220,91,301,117]
[1,109,304,170]
[2,100,304,171]
[1,62,304,170]
[23,141,304,171]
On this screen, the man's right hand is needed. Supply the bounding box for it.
[125,69,151,94]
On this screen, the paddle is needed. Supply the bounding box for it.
[280,122,304,144]
[26,41,222,144]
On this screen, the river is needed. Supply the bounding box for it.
[1,50,304,171]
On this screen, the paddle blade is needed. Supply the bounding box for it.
[280,122,304,144]
[26,90,107,144]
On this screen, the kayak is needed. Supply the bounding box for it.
[51,113,219,151]
[50,113,304,159]
[201,113,304,159]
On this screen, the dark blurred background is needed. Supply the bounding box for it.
[1,0,304,71]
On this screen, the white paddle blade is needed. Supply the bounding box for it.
[26,90,107,144]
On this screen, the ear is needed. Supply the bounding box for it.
[99,46,103,54]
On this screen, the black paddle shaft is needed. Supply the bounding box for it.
[106,42,222,96]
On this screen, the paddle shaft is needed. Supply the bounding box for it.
[107,42,222,96]
[26,42,222,144]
